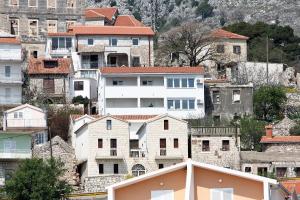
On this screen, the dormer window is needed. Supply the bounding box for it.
[44,60,58,68]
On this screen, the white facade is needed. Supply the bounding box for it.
[45,35,76,58]
[0,41,23,105]
[98,70,205,119]
[71,78,98,100]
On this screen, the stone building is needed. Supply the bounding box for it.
[0,0,84,58]
[191,126,241,170]
[72,114,188,192]
[27,57,73,103]
[32,136,79,188]
[241,125,300,179]
[204,80,253,121]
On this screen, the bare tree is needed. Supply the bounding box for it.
[156,22,216,66]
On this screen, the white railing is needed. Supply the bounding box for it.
[0,149,31,159]
[6,119,46,128]
[110,148,117,156]
[130,149,146,158]
[0,73,22,82]
[0,96,21,104]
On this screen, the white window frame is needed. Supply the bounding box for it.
[47,20,58,33]
[87,38,94,46]
[132,38,139,46]
[9,19,19,36]
[109,37,118,46]
[232,89,241,104]
[28,0,38,7]
[9,0,19,6]
[167,99,195,110]
[47,0,56,8]
[151,190,174,200]
[28,19,38,37]
[210,188,233,200]
[66,0,76,8]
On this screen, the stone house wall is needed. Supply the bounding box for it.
[272,117,297,136]
[264,143,300,153]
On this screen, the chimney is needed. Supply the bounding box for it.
[265,125,273,138]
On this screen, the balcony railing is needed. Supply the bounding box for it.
[50,48,72,54]
[79,70,98,79]
[6,119,46,128]
[0,73,22,82]
[130,149,146,158]
[0,149,31,159]
[0,96,21,104]
[110,148,117,156]
[81,61,99,69]
[160,148,167,156]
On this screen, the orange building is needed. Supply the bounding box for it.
[107,160,288,200]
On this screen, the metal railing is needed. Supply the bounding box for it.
[160,148,167,156]
[81,61,99,69]
[0,96,21,104]
[0,73,22,82]
[130,149,146,158]
[191,126,240,136]
[110,148,117,156]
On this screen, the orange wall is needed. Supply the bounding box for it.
[115,169,187,200]
[194,167,264,200]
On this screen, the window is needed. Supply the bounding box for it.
[171,52,179,62]
[276,167,287,178]
[74,81,84,91]
[88,38,94,45]
[98,139,103,148]
[222,140,230,151]
[245,167,252,173]
[158,164,164,169]
[181,78,187,88]
[142,80,153,86]
[5,66,11,77]
[132,57,140,67]
[202,140,209,151]
[28,20,38,37]
[13,112,18,118]
[113,164,119,174]
[110,139,117,156]
[188,78,194,87]
[112,80,123,86]
[217,45,225,53]
[257,167,268,176]
[188,100,195,109]
[4,140,16,153]
[174,138,178,148]
[28,0,37,6]
[132,38,139,46]
[35,132,48,145]
[5,88,11,98]
[232,90,241,103]
[167,79,173,87]
[132,164,146,176]
[66,21,76,30]
[18,112,23,118]
[99,164,103,174]
[295,167,300,177]
[9,19,19,35]
[43,78,55,93]
[164,120,169,130]
[174,79,180,87]
[212,90,220,104]
[167,100,173,109]
[31,51,38,58]
[9,0,18,6]
[233,45,241,54]
[47,20,57,33]
[106,120,112,130]
[160,139,166,156]
[182,100,188,109]
[66,0,75,8]
[47,0,56,8]
[174,100,180,109]
[151,190,174,200]
[109,38,118,46]
[211,188,233,200]
[168,99,195,110]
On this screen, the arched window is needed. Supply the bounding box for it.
[131,164,146,177]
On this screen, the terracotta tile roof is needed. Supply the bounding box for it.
[100,66,205,74]
[72,25,154,36]
[28,58,71,75]
[71,114,157,121]
[48,32,75,36]
[85,7,118,21]
[0,37,21,44]
[211,29,249,40]
[114,15,144,27]
[260,136,300,143]
[281,180,300,194]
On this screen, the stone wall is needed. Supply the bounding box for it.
[83,175,126,193]
[272,117,297,136]
[32,136,79,189]
[264,143,300,153]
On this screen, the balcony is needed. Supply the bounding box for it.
[0,73,22,83]
[81,61,99,69]
[0,149,31,159]
[130,149,146,158]
[79,69,98,79]
[50,48,72,55]
[110,148,117,156]
[160,148,167,156]
[6,119,46,129]
[0,96,21,105]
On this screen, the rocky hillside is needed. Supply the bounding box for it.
[85,0,300,35]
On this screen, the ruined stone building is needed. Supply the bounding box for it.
[241,125,300,179]
[0,0,84,58]
[204,80,253,121]
[191,126,241,170]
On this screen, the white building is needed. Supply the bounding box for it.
[70,114,188,192]
[3,104,48,145]
[0,35,23,105]
[98,67,205,119]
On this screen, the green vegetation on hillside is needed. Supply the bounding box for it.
[224,22,300,65]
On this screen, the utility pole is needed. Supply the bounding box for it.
[266,35,269,84]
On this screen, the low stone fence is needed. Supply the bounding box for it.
[83,175,126,193]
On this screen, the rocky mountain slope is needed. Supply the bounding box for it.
[85,0,300,35]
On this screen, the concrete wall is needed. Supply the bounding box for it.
[0,44,22,60]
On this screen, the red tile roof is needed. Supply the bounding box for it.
[48,32,75,36]
[260,136,300,143]
[71,114,157,121]
[114,15,144,27]
[281,180,300,195]
[0,37,21,44]
[85,7,118,21]
[72,25,154,36]
[211,29,249,40]
[100,66,205,74]
[28,58,71,75]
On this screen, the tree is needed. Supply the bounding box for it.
[195,0,214,19]
[5,158,72,200]
[253,85,287,121]
[157,22,215,66]
[240,117,267,151]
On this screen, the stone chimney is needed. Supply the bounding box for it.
[265,125,273,138]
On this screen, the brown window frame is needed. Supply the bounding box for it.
[202,140,210,151]
[174,138,179,148]
[43,78,55,93]
[74,81,84,91]
[164,120,169,130]
[221,140,230,151]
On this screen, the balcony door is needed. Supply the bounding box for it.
[151,190,174,200]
